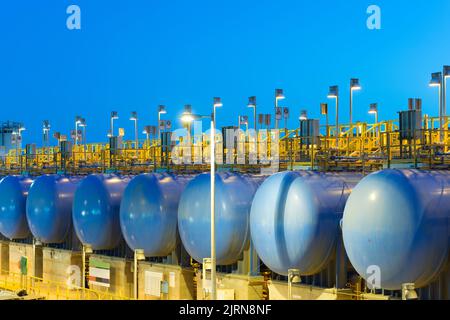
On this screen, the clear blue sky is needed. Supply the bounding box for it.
[1,0,450,144]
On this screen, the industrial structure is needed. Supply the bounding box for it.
[0,71,450,300]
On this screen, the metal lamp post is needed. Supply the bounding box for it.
[369,103,379,141]
[143,125,152,146]
[42,120,50,156]
[211,97,222,300]
[350,78,361,130]
[181,100,222,301]
[321,103,329,137]
[110,111,119,138]
[75,116,82,145]
[184,105,193,138]
[130,111,138,152]
[328,86,339,146]
[248,96,257,131]
[158,105,167,138]
[444,66,450,130]
[79,118,87,144]
[78,118,87,161]
[430,72,443,142]
[275,89,285,129]
[18,124,26,151]
[369,103,378,124]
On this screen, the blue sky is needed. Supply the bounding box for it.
[1,0,450,144]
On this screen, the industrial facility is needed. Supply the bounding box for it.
[0,70,450,301]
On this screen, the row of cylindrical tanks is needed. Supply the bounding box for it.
[0,169,448,291]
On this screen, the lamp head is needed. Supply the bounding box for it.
[43,120,50,131]
[213,97,223,108]
[328,85,339,98]
[111,111,119,120]
[299,110,308,121]
[78,118,86,127]
[369,103,378,114]
[158,105,167,114]
[350,78,361,91]
[143,125,151,135]
[275,89,285,100]
[248,96,256,108]
[181,113,195,123]
[429,72,442,87]
[130,111,138,121]
[444,66,450,79]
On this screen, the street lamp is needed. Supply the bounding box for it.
[15,124,26,163]
[350,78,361,129]
[75,116,82,145]
[369,103,379,140]
[158,105,167,138]
[238,115,249,131]
[130,111,138,151]
[299,110,308,121]
[183,105,193,137]
[182,98,222,300]
[368,103,378,123]
[321,103,329,137]
[110,111,119,138]
[429,72,443,141]
[42,120,50,151]
[328,85,339,146]
[211,97,222,300]
[247,96,257,131]
[78,118,87,144]
[444,66,450,128]
[275,89,285,129]
[143,125,152,145]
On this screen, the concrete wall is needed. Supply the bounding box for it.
[196,272,265,300]
[267,281,390,300]
[42,247,82,285]
[137,262,195,300]
[8,242,35,276]
[0,241,9,274]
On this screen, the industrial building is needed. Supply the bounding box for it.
[0,78,449,300]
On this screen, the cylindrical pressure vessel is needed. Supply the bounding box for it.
[178,172,260,265]
[250,171,360,276]
[342,169,450,290]
[72,174,130,250]
[0,176,33,239]
[26,175,79,243]
[120,173,189,257]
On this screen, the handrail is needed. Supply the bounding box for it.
[0,269,131,300]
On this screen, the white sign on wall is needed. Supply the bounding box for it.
[144,271,163,297]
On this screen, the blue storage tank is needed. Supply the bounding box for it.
[0,176,33,239]
[250,171,360,276]
[26,175,79,244]
[72,174,130,250]
[120,173,189,257]
[178,172,260,265]
[342,169,450,290]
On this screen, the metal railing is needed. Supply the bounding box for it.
[0,269,131,300]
